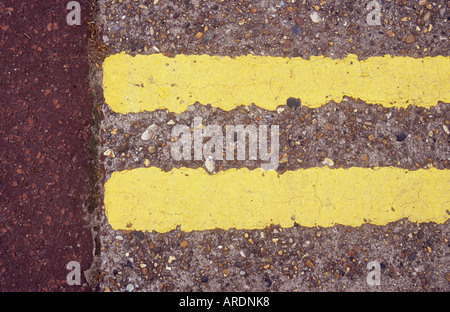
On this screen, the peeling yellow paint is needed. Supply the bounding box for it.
[104,167,449,233]
[102,53,450,114]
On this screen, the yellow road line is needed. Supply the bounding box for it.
[104,167,449,233]
[102,53,450,114]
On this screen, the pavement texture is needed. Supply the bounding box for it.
[90,0,450,292]
[0,0,449,293]
[0,1,94,291]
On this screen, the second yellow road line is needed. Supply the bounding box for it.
[102,53,450,114]
[104,167,449,233]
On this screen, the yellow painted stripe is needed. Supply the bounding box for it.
[104,167,449,233]
[102,53,450,114]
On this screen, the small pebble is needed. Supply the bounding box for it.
[203,34,213,43]
[126,284,134,292]
[168,255,176,263]
[310,11,322,23]
[148,145,157,154]
[396,132,407,142]
[294,16,304,26]
[405,34,416,44]
[141,124,158,141]
[103,149,115,158]
[291,25,302,36]
[322,158,334,167]
[205,159,215,172]
[276,107,285,114]
[124,260,132,268]
[286,97,301,109]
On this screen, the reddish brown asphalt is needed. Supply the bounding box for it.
[0,1,93,291]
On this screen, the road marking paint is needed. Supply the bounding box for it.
[102,53,450,114]
[104,167,449,233]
